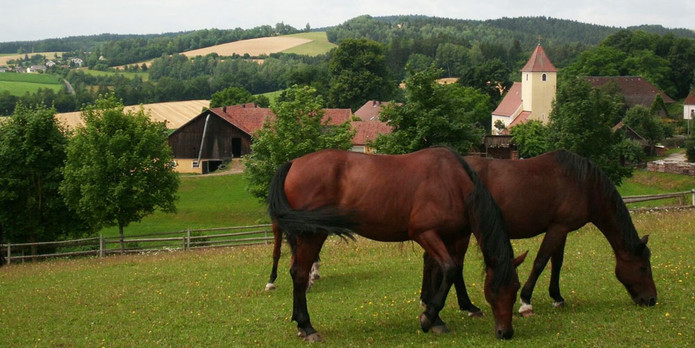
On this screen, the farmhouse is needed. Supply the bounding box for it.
[168,104,361,174]
[586,76,674,115]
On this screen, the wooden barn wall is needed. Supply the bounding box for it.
[168,114,252,159]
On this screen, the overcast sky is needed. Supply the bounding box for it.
[2,0,693,43]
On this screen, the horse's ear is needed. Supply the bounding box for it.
[513,251,529,268]
[641,235,650,245]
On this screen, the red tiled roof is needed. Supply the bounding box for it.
[508,111,531,128]
[354,100,394,121]
[351,120,392,145]
[203,104,354,136]
[684,92,695,105]
[521,45,557,73]
[492,82,522,117]
[586,76,674,107]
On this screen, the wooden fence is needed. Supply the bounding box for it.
[1,189,694,265]
[1,224,272,265]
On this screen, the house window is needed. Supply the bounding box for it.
[542,73,547,81]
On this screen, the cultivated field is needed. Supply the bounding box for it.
[54,99,210,131]
[182,36,312,58]
[0,51,63,66]
[0,72,63,97]
[0,208,693,347]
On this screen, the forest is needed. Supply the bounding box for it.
[1,15,694,116]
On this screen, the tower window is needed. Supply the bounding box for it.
[542,73,547,81]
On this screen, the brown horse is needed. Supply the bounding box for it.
[268,148,526,341]
[421,150,657,317]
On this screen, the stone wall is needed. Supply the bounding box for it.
[647,160,695,176]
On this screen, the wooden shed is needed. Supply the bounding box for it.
[168,104,273,174]
[168,103,356,174]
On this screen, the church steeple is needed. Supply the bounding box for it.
[521,43,557,124]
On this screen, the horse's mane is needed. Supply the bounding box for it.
[451,150,515,292]
[551,150,646,256]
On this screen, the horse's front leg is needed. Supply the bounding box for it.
[519,228,567,316]
[548,234,568,307]
[289,233,327,342]
[416,231,456,333]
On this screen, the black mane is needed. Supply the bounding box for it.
[451,150,515,292]
[552,150,644,255]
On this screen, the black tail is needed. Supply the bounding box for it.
[267,162,358,250]
[453,152,515,292]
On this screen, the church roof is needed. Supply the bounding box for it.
[492,82,522,117]
[521,45,557,73]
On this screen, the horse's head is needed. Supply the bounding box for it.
[615,235,657,306]
[484,251,527,340]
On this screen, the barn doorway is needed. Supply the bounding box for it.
[231,138,242,158]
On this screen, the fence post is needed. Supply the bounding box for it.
[5,242,9,265]
[186,229,191,250]
[99,234,104,258]
[692,189,695,207]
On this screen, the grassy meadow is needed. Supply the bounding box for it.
[79,68,150,81]
[0,209,693,347]
[281,32,337,56]
[0,72,63,96]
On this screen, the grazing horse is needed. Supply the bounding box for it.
[268,148,526,341]
[421,150,657,317]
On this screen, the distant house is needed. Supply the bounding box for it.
[683,92,695,122]
[168,104,355,174]
[45,61,56,68]
[355,100,391,121]
[586,76,674,116]
[27,65,46,73]
[351,121,392,153]
[71,58,83,67]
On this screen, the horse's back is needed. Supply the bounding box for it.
[465,152,591,238]
[284,148,473,241]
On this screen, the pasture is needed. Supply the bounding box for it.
[0,209,693,347]
[0,72,63,96]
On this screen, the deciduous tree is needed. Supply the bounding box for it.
[61,95,179,252]
[244,85,354,201]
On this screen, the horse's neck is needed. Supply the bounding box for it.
[592,198,637,258]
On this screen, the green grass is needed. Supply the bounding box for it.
[0,73,63,96]
[281,32,337,56]
[1,209,693,347]
[99,173,267,238]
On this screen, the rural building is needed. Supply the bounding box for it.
[351,121,392,153]
[684,92,695,134]
[168,104,358,174]
[586,76,674,115]
[491,43,557,135]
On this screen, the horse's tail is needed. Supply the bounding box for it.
[267,162,357,249]
[454,153,515,292]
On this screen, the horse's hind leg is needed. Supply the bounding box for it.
[451,234,482,316]
[289,233,327,342]
[548,234,568,307]
[266,224,283,291]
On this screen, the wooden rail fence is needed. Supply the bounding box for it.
[1,189,694,265]
[1,224,272,265]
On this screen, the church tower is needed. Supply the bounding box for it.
[520,44,557,124]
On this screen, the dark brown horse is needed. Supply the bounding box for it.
[422,150,657,317]
[268,148,526,341]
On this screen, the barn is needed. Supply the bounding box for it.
[168,103,355,174]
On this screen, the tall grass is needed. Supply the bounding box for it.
[1,209,692,347]
[0,73,63,96]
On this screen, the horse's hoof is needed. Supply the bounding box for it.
[520,309,534,317]
[265,283,276,291]
[431,324,450,334]
[304,333,324,342]
[468,310,484,318]
[553,301,566,308]
[297,329,306,338]
[419,313,433,332]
